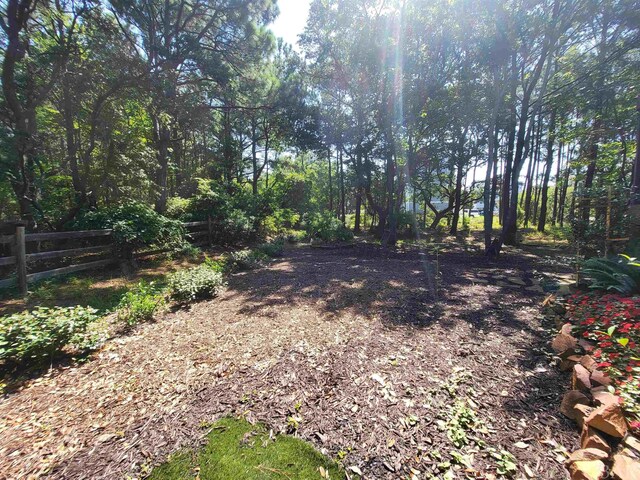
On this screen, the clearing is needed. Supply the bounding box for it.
[0,242,578,479]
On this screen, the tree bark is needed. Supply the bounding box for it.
[538,109,557,232]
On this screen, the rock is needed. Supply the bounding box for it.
[585,403,629,438]
[567,460,606,480]
[591,370,612,387]
[567,450,608,480]
[573,364,593,391]
[578,339,597,353]
[561,355,584,372]
[575,404,595,429]
[611,451,640,480]
[568,448,609,462]
[580,426,611,454]
[561,391,591,420]
[623,436,640,455]
[580,355,598,372]
[553,325,578,355]
[592,390,619,408]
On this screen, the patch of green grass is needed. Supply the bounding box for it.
[149,417,344,480]
[28,276,128,313]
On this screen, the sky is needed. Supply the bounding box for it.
[270,0,312,51]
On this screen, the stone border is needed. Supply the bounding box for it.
[544,298,640,480]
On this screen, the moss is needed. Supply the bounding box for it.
[149,417,343,480]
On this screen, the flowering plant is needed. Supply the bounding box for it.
[566,292,640,430]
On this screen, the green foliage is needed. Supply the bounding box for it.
[165,196,191,220]
[304,211,354,243]
[256,238,285,258]
[26,276,128,313]
[182,180,260,244]
[203,256,228,273]
[0,306,99,366]
[490,450,518,477]
[117,281,166,326]
[263,208,301,235]
[167,265,225,303]
[148,417,343,480]
[394,211,418,237]
[286,230,307,244]
[74,202,185,254]
[583,254,640,294]
[225,249,267,272]
[438,400,483,448]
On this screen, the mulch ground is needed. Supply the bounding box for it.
[0,243,578,479]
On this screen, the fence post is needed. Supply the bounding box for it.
[15,225,27,296]
[207,215,213,245]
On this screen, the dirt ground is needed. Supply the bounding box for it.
[0,243,578,479]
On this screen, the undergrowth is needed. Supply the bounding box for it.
[148,417,343,480]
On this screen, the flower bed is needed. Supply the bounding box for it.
[566,292,640,432]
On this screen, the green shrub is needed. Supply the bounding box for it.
[0,306,99,366]
[204,256,228,273]
[263,208,301,235]
[394,211,417,236]
[256,238,285,258]
[168,265,226,302]
[226,250,267,271]
[74,202,186,255]
[183,180,260,244]
[286,231,307,244]
[304,211,354,242]
[166,196,191,220]
[117,281,166,326]
[583,254,640,294]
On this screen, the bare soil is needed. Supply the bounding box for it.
[0,243,577,479]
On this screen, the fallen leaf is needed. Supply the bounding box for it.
[349,465,363,476]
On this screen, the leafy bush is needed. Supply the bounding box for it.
[286,231,307,244]
[182,180,260,244]
[168,265,226,302]
[0,306,99,366]
[567,292,640,431]
[166,196,191,220]
[263,208,301,235]
[204,256,228,273]
[256,238,285,258]
[304,211,353,242]
[394,211,417,236]
[74,202,185,255]
[226,250,267,272]
[117,281,166,326]
[583,254,640,294]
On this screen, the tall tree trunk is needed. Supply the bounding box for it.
[154,116,171,213]
[62,80,87,209]
[501,55,518,226]
[538,109,557,232]
[339,145,346,224]
[328,147,333,211]
[552,139,563,225]
[630,95,640,241]
[524,114,542,226]
[450,160,464,235]
[251,120,259,195]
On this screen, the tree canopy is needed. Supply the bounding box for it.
[0,0,638,253]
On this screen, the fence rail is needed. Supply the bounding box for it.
[0,220,212,295]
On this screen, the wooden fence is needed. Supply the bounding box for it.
[0,220,211,295]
